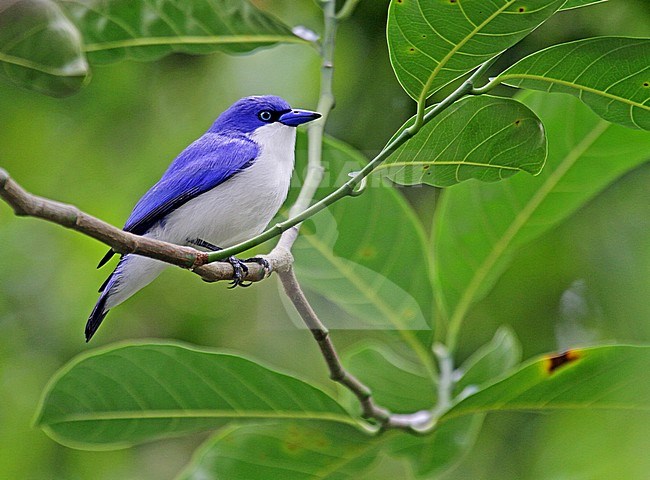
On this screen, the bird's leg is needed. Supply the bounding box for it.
[226,256,251,288]
[187,238,221,252]
[187,238,252,288]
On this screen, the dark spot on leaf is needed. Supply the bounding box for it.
[423,165,430,170]
[518,6,526,12]
[285,441,300,452]
[283,426,305,454]
[408,47,415,54]
[546,350,581,374]
[396,0,403,3]
[643,81,649,87]
[316,438,328,448]
[422,34,427,39]
[450,0,457,3]
[358,245,377,259]
[402,307,415,319]
[514,119,521,126]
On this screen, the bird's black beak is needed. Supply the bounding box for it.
[279,109,321,127]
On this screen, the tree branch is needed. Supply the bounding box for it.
[0,168,287,283]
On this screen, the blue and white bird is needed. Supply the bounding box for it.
[86,95,321,341]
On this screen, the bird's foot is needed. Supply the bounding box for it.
[227,256,251,288]
[188,239,270,287]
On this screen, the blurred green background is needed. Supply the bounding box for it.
[1,0,649,478]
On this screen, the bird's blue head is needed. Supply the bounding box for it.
[209,95,321,135]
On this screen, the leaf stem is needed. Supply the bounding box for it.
[431,343,455,418]
[336,0,363,20]
[82,35,310,53]
[278,268,386,422]
[0,51,87,78]
[470,76,503,95]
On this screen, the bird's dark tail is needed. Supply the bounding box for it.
[86,268,118,342]
[97,249,116,269]
[86,292,110,342]
[86,254,166,341]
[87,250,118,341]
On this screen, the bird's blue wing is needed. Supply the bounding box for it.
[124,133,257,235]
[97,133,257,268]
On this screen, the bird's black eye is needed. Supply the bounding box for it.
[258,110,273,122]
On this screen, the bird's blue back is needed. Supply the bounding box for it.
[123,133,258,235]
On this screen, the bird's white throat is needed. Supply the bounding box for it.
[249,121,297,174]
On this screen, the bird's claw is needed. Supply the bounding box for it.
[243,256,272,278]
[227,256,251,288]
[225,256,272,288]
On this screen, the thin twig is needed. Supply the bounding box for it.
[278,267,432,431]
[336,0,362,21]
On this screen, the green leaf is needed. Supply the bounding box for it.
[177,422,381,480]
[454,326,522,396]
[0,0,88,97]
[179,345,650,479]
[344,342,436,413]
[380,96,547,187]
[35,343,354,449]
[386,0,565,102]
[559,0,607,10]
[497,37,650,130]
[179,419,483,480]
[290,135,435,365]
[441,345,650,422]
[60,0,306,64]
[433,91,650,331]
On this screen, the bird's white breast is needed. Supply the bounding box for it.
[151,122,297,248]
